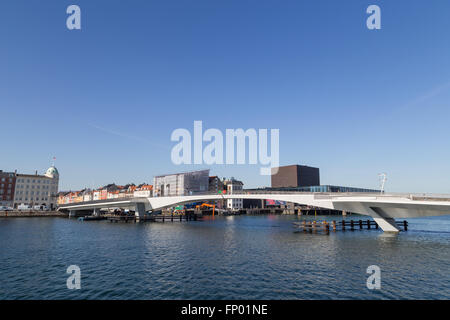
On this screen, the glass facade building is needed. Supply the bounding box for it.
[153,169,210,196]
[252,185,380,193]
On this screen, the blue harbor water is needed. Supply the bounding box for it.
[0,215,449,300]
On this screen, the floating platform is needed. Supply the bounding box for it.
[106,213,202,223]
[293,219,408,233]
[107,215,143,223]
[78,216,107,221]
[0,211,67,218]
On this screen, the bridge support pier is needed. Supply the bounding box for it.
[373,217,400,232]
[69,210,77,218]
[135,203,146,221]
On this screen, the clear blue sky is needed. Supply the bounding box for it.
[1,0,450,193]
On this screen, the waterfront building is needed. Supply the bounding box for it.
[117,189,130,198]
[74,193,83,203]
[153,169,209,197]
[57,192,67,205]
[0,170,16,207]
[57,184,152,205]
[107,191,119,199]
[224,178,244,210]
[271,165,320,188]
[58,189,95,205]
[208,176,224,193]
[82,189,93,202]
[13,166,59,209]
[126,185,137,193]
[93,190,102,201]
[134,184,153,197]
[59,192,70,205]
[102,184,123,199]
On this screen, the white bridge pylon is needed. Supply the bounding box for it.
[60,192,450,233]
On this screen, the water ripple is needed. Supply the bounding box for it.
[0,216,449,299]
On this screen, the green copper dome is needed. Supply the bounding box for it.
[45,166,59,178]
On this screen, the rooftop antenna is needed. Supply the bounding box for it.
[378,173,387,194]
[52,156,56,167]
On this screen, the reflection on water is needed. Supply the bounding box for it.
[0,215,449,299]
[377,232,399,241]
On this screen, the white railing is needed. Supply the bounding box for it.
[58,189,450,207]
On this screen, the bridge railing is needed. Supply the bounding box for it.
[151,190,450,202]
[144,190,450,198]
[58,190,450,208]
[58,197,136,208]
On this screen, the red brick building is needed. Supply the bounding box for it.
[0,170,16,207]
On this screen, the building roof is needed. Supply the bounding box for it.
[224,178,243,185]
[154,169,210,178]
[45,166,59,178]
[138,184,153,190]
[16,173,52,179]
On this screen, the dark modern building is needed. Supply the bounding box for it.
[271,165,320,188]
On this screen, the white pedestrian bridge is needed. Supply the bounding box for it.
[58,191,450,232]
